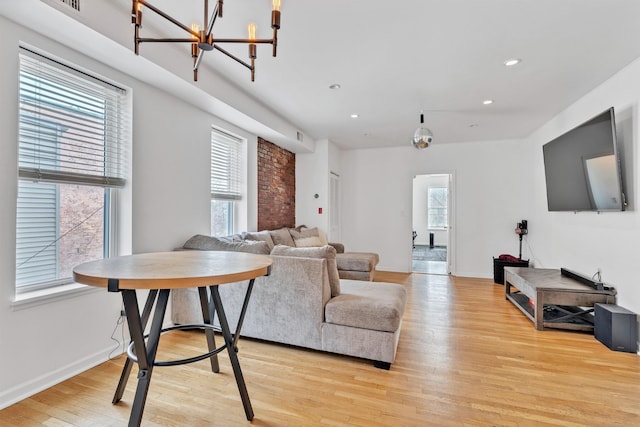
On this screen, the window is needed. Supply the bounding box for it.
[427,187,448,229]
[16,48,128,293]
[211,128,242,236]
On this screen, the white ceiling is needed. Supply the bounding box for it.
[5,0,640,151]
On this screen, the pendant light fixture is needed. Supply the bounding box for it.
[412,111,433,149]
[131,0,282,82]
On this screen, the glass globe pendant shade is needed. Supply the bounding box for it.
[413,126,433,149]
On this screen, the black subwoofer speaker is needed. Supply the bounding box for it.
[594,304,638,353]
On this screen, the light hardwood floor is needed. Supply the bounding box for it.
[2,272,640,426]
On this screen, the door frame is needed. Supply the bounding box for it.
[411,171,456,275]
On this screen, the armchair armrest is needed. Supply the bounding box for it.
[328,242,344,253]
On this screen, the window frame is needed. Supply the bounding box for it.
[210,127,244,236]
[15,47,128,296]
[427,186,448,230]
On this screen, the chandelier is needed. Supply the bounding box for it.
[131,0,282,82]
[412,112,434,149]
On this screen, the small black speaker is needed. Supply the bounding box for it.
[594,304,638,353]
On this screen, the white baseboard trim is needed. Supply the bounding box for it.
[376,266,410,273]
[0,346,123,410]
[454,271,493,279]
[377,267,493,280]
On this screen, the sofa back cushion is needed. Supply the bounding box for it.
[183,234,271,254]
[269,228,296,247]
[289,227,326,247]
[271,245,341,296]
[243,230,275,251]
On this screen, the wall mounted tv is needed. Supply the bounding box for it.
[543,107,625,212]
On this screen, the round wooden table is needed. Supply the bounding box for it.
[73,250,272,427]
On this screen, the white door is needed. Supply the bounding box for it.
[447,173,455,275]
[329,172,341,242]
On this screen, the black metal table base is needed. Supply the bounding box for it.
[109,280,256,427]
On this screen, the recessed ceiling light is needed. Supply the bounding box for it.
[329,83,341,90]
[350,114,359,118]
[483,99,494,105]
[469,123,479,128]
[504,58,521,67]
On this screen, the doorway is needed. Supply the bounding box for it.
[412,173,453,275]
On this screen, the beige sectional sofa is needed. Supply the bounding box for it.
[171,229,407,368]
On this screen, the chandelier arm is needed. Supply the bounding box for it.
[272,28,278,56]
[193,49,206,71]
[214,38,274,44]
[213,45,253,70]
[137,1,197,38]
[206,2,219,37]
[204,0,208,30]
[138,38,197,44]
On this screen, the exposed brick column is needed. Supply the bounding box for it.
[257,137,295,230]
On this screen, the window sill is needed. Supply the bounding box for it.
[11,282,102,311]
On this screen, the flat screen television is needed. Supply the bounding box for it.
[543,107,625,212]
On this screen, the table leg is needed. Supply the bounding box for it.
[122,288,170,427]
[113,289,158,404]
[210,284,254,421]
[198,286,220,373]
[232,279,256,349]
[535,290,544,331]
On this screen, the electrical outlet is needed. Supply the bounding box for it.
[120,309,126,317]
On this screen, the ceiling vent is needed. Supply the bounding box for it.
[55,0,80,11]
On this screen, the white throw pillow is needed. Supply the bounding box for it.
[290,227,324,247]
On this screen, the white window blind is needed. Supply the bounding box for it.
[18,48,127,188]
[211,128,242,200]
[16,181,59,286]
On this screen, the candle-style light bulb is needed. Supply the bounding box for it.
[248,22,257,61]
[248,22,257,81]
[271,0,281,31]
[132,1,143,25]
[191,23,200,58]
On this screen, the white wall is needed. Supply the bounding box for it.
[296,139,343,242]
[296,139,330,233]
[0,16,132,409]
[525,57,640,314]
[0,16,261,408]
[338,141,531,276]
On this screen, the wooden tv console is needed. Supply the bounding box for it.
[504,267,617,331]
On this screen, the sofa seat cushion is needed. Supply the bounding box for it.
[339,270,375,281]
[325,280,407,332]
[336,252,379,272]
